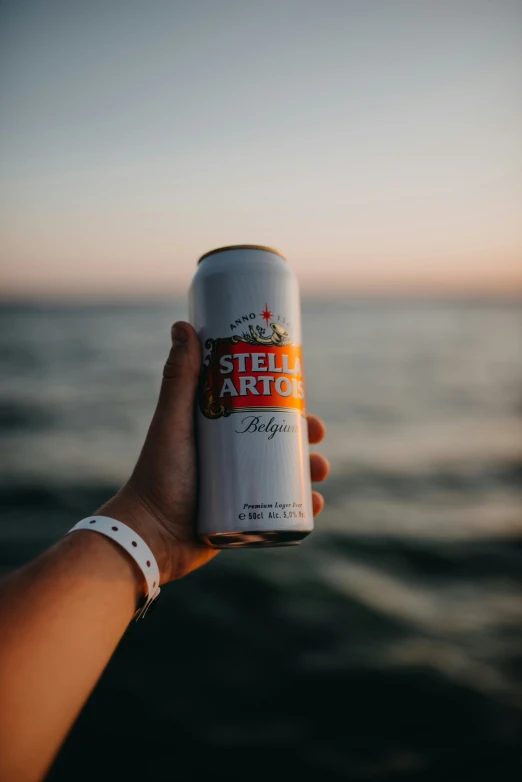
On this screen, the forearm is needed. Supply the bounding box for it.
[0,530,142,782]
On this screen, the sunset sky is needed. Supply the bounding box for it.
[1,0,521,296]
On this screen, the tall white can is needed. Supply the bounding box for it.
[189,245,313,548]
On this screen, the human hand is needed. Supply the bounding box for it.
[100,321,329,585]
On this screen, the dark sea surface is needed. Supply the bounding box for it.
[1,298,521,781]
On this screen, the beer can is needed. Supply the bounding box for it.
[189,244,313,548]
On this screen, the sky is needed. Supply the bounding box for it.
[0,0,521,297]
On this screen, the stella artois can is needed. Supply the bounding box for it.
[189,244,313,548]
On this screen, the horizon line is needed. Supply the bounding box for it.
[1,289,521,305]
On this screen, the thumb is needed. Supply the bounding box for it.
[155,321,201,429]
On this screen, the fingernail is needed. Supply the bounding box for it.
[171,323,187,348]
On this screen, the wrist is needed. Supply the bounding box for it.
[96,485,174,584]
[64,528,145,607]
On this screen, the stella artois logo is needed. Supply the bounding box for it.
[199,303,305,419]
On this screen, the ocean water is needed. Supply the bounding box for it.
[0,298,521,781]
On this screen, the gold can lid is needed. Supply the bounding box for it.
[198,244,286,264]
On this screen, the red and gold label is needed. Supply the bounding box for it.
[199,324,305,419]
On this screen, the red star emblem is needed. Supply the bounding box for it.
[260,303,273,328]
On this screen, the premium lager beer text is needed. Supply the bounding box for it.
[189,245,313,548]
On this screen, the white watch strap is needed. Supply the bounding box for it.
[67,516,161,619]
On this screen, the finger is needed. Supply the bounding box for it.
[312,491,324,517]
[310,453,329,483]
[153,321,201,429]
[307,414,326,444]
